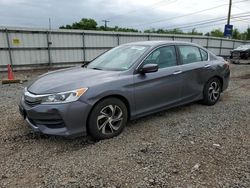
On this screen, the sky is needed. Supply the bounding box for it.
[0,0,249,33]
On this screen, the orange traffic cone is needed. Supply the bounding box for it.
[2,64,20,84]
[7,64,14,80]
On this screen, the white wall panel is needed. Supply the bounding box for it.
[0,32,8,48]
[51,34,82,47]
[85,35,117,47]
[208,39,221,47]
[149,36,173,41]
[234,42,243,48]
[207,47,220,55]
[192,38,207,47]
[0,51,10,65]
[51,49,83,63]
[222,40,233,48]
[12,50,48,65]
[85,49,108,61]
[9,33,47,48]
[221,48,230,56]
[174,37,192,42]
[119,36,148,44]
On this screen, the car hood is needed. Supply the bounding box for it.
[232,46,250,52]
[28,66,121,94]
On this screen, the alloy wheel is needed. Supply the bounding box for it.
[97,105,123,135]
[208,81,220,102]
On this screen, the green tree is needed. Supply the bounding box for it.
[232,28,240,40]
[60,18,97,30]
[167,28,184,34]
[244,27,250,40]
[210,29,224,37]
[60,18,138,32]
[187,28,203,35]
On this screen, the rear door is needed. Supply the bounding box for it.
[133,45,183,116]
[177,45,212,102]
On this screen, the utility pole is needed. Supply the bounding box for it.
[49,17,52,30]
[102,20,110,29]
[227,0,232,25]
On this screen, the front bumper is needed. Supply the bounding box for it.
[19,97,92,138]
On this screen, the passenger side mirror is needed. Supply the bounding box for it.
[139,64,158,74]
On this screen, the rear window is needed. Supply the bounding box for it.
[178,46,202,64]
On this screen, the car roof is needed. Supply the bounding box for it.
[122,40,198,47]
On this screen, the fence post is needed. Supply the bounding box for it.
[46,31,52,66]
[219,39,223,56]
[117,33,120,46]
[82,32,86,63]
[206,37,209,49]
[172,35,175,41]
[5,28,13,69]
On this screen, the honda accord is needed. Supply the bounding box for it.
[19,41,230,140]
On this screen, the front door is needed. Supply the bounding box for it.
[133,45,183,116]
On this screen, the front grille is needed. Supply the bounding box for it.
[24,98,42,106]
[28,118,65,129]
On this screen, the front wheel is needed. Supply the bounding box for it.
[201,78,221,106]
[88,98,128,140]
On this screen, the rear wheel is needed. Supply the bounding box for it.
[88,98,128,140]
[201,78,221,105]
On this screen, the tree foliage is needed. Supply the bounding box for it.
[60,18,97,30]
[206,29,224,38]
[60,18,250,40]
[60,18,138,32]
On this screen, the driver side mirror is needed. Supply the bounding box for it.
[139,64,158,74]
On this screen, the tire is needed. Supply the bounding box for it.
[88,98,128,140]
[201,77,221,106]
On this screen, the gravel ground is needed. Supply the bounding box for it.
[0,63,249,188]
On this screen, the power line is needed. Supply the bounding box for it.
[165,12,250,30]
[128,0,250,28]
[233,17,250,24]
[181,16,250,31]
[233,4,249,13]
[105,0,178,22]
[105,0,165,20]
[175,14,250,30]
[130,4,226,28]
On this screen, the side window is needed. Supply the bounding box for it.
[144,46,177,69]
[178,46,202,64]
[200,49,208,61]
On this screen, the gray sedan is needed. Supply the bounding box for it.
[19,41,230,140]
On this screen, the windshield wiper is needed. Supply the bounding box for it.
[81,62,89,68]
[91,67,103,70]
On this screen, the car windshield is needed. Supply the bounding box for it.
[87,45,149,71]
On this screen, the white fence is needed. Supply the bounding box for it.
[0,26,247,70]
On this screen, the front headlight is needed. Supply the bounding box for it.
[41,88,88,104]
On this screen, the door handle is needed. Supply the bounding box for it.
[172,70,182,75]
[204,64,211,68]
